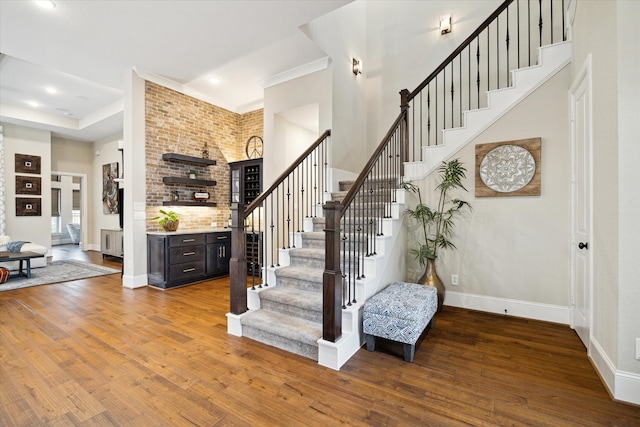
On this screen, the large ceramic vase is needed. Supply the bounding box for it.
[162,219,179,232]
[417,257,445,312]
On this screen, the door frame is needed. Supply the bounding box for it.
[51,171,89,251]
[568,55,594,351]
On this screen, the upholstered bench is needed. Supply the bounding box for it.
[363,281,438,362]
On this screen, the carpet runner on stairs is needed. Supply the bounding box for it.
[240,178,396,360]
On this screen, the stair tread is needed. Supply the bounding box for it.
[241,309,322,344]
[275,266,323,282]
[260,287,322,307]
[289,247,325,259]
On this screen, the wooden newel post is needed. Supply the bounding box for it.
[322,201,342,343]
[229,203,247,315]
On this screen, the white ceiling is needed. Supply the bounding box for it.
[0,0,351,142]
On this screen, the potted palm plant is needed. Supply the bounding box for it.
[400,159,471,311]
[152,209,180,232]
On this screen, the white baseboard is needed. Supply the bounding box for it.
[444,291,570,324]
[590,338,640,405]
[122,273,147,289]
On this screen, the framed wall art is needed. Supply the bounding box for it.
[16,198,42,216]
[475,137,541,197]
[102,162,119,214]
[15,154,41,174]
[15,175,41,195]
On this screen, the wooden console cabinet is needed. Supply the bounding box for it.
[101,228,123,259]
[147,230,230,289]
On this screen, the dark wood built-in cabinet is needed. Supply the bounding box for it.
[147,231,230,289]
[229,158,262,206]
[161,153,217,207]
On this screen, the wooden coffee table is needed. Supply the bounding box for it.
[0,251,45,279]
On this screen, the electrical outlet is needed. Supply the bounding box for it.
[451,274,459,286]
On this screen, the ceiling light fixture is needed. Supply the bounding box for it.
[440,15,452,35]
[207,76,220,85]
[35,0,56,9]
[26,100,41,107]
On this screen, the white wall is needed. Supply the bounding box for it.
[365,0,500,145]
[263,69,332,185]
[2,123,52,254]
[301,0,367,174]
[90,135,122,251]
[413,67,571,311]
[51,137,93,246]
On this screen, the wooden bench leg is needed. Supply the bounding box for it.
[365,334,376,352]
[403,343,415,362]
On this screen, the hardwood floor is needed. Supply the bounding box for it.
[1,251,639,426]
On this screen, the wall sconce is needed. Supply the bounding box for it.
[352,58,362,76]
[440,15,452,35]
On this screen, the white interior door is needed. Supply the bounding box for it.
[570,58,592,350]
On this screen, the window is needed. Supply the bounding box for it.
[72,189,81,224]
[51,188,61,233]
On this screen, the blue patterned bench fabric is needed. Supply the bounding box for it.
[363,281,437,362]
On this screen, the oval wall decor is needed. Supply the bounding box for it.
[475,137,541,197]
[479,145,536,192]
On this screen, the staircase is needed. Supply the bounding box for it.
[228,0,569,370]
[239,179,404,362]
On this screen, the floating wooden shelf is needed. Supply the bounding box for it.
[162,201,218,207]
[162,153,217,166]
[162,176,217,186]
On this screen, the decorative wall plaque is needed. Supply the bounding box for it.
[15,175,41,195]
[15,154,41,174]
[475,138,541,197]
[16,198,41,216]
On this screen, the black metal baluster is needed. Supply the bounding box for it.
[286,175,291,248]
[450,62,454,129]
[435,75,438,145]
[487,24,490,92]
[550,0,554,43]
[528,0,531,66]
[538,0,543,47]
[506,5,510,86]
[476,36,481,109]
[497,16,500,89]
[562,0,566,41]
[269,193,275,268]
[468,45,471,112]
[459,54,462,127]
[443,66,446,136]
[517,0,521,69]
[427,85,431,147]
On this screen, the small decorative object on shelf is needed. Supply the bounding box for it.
[188,170,198,179]
[170,190,180,202]
[193,192,210,202]
[202,141,209,159]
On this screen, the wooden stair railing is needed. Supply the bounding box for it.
[229,130,331,316]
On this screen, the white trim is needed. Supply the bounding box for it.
[259,57,331,89]
[122,273,147,289]
[51,170,89,251]
[226,312,247,337]
[444,291,570,325]
[590,337,640,405]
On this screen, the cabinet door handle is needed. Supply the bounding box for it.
[182,268,196,273]
[182,252,195,256]
[217,236,228,240]
[182,238,196,243]
[218,247,222,257]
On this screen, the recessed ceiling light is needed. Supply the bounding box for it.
[207,76,221,85]
[35,1,56,10]
[46,87,57,94]
[26,100,41,107]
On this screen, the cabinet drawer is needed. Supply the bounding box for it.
[168,245,204,264]
[206,232,231,243]
[168,234,205,247]
[168,262,205,282]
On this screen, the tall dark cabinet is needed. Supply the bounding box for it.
[229,158,262,206]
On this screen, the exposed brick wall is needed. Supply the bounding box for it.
[144,81,263,231]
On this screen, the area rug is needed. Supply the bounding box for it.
[0,260,120,292]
